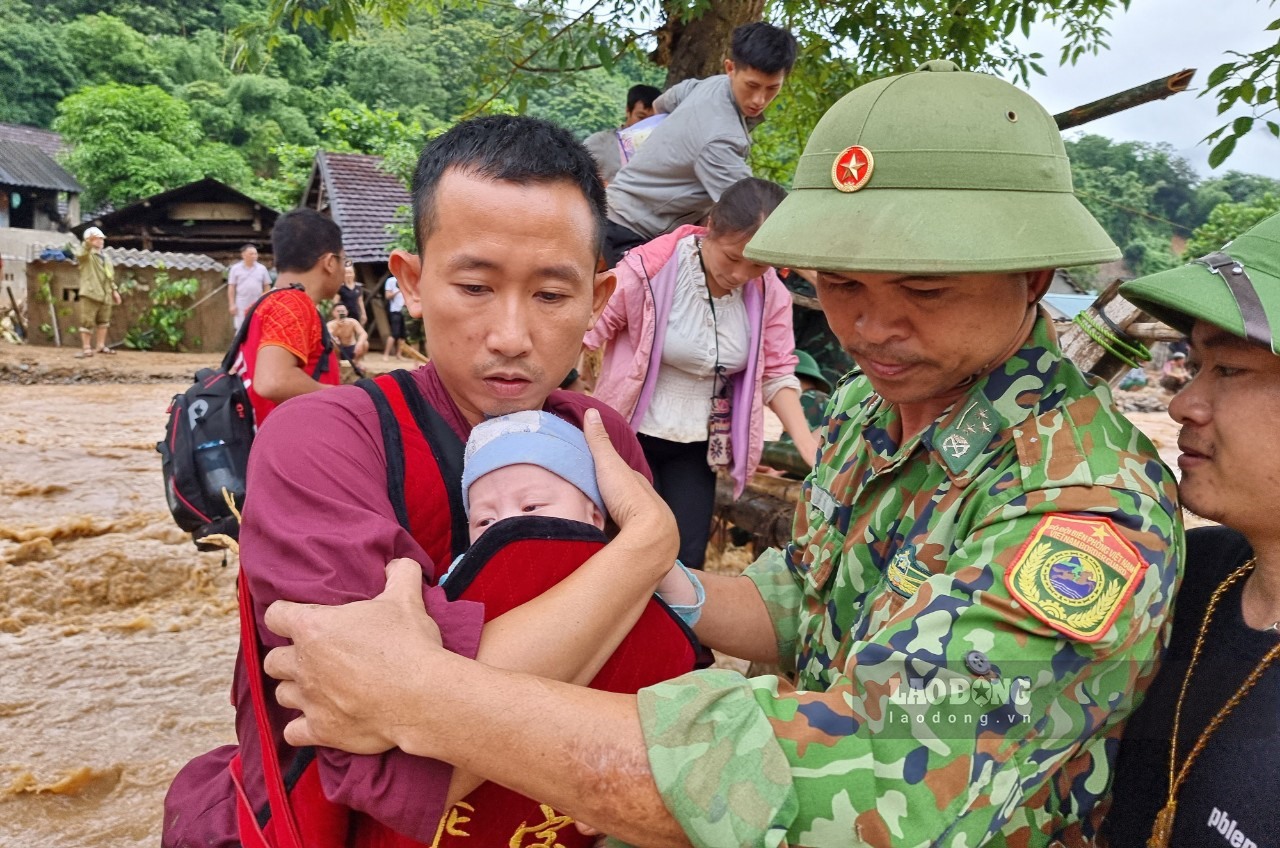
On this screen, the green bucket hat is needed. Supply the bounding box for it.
[746,60,1120,274]
[793,349,832,393]
[1120,211,1280,354]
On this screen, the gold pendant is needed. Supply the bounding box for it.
[1147,801,1177,848]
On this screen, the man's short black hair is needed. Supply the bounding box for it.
[626,84,661,112]
[411,115,607,257]
[730,22,797,75]
[240,243,257,254]
[272,209,343,274]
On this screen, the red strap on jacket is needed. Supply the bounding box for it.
[230,373,698,848]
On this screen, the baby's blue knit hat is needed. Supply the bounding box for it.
[461,410,605,516]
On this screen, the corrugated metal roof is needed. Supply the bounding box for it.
[0,123,68,159]
[1043,293,1097,320]
[315,151,411,263]
[105,247,226,272]
[30,246,227,271]
[0,140,82,193]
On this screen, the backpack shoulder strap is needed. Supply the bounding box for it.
[357,372,469,567]
[221,285,290,372]
[354,376,412,534]
[224,284,332,381]
[310,307,333,381]
[386,369,469,561]
[236,569,307,848]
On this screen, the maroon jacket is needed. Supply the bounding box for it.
[162,364,650,847]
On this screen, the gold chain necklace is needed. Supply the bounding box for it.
[1148,558,1280,848]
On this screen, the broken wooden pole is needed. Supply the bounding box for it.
[1056,280,1154,383]
[1053,69,1196,131]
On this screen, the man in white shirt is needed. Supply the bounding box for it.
[227,244,273,331]
[384,274,406,359]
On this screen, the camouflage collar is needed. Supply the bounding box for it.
[926,311,1062,480]
[861,311,1062,483]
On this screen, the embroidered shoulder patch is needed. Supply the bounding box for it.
[1005,515,1148,642]
[886,543,932,598]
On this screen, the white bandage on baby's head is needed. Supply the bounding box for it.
[461,410,604,516]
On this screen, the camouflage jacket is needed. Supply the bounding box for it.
[637,315,1182,847]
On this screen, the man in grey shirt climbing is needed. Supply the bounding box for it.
[602,21,797,266]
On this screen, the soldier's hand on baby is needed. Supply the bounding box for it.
[583,408,678,558]
[264,558,445,755]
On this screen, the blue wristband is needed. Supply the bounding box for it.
[660,560,706,628]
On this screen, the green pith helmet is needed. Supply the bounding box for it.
[746,60,1120,273]
[1120,211,1280,354]
[793,349,832,393]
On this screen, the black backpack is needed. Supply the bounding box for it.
[158,285,332,550]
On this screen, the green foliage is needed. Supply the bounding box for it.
[1059,133,1280,279]
[54,84,252,209]
[1203,16,1280,169]
[265,0,1136,184]
[250,143,319,212]
[23,0,233,35]
[0,18,82,126]
[26,0,1276,272]
[320,104,429,155]
[1066,135,1186,278]
[1180,170,1280,228]
[154,29,232,87]
[1185,193,1280,258]
[61,13,173,88]
[122,270,200,350]
[1064,134,1280,280]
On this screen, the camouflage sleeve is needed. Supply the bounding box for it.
[742,547,803,676]
[639,490,1180,848]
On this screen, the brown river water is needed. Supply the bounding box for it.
[0,351,1192,847]
[2,380,238,848]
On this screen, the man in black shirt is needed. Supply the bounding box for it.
[335,262,364,324]
[1106,211,1280,848]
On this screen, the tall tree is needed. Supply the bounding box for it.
[1186,193,1280,257]
[262,0,1133,150]
[55,83,252,209]
[0,19,81,126]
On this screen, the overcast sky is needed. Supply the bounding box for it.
[1009,0,1280,179]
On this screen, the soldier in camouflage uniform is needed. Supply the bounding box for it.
[791,349,831,431]
[260,60,1182,848]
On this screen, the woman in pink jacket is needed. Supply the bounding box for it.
[584,178,818,570]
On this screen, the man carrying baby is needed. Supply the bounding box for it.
[162,114,672,848]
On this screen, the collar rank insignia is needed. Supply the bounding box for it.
[832,145,875,192]
[886,544,931,598]
[1005,515,1148,642]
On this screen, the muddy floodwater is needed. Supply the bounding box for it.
[2,380,238,847]
[0,349,1194,847]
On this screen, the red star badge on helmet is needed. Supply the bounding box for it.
[832,145,874,192]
